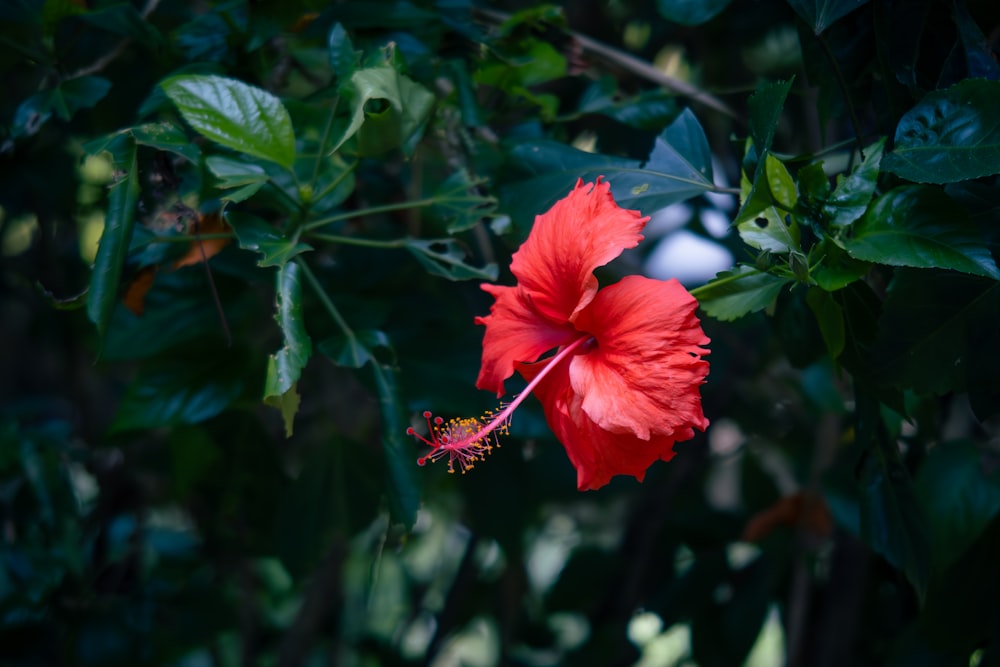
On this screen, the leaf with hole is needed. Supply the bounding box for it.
[882,79,1000,184]
[404,238,498,281]
[328,66,435,156]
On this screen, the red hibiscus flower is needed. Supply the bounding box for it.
[408,178,710,490]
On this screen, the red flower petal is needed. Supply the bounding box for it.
[509,179,647,324]
[517,357,684,491]
[569,275,710,441]
[475,283,578,396]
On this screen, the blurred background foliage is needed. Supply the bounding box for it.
[2,0,1000,665]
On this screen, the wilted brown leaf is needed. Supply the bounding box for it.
[742,492,833,543]
[172,212,231,269]
[122,265,157,316]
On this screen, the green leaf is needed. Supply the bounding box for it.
[736,80,795,234]
[646,107,715,190]
[797,161,830,203]
[404,238,499,281]
[915,440,1000,572]
[952,1,1000,80]
[264,262,313,437]
[836,281,903,410]
[100,268,246,362]
[318,329,393,369]
[206,156,269,202]
[857,393,931,603]
[765,153,797,209]
[656,0,732,25]
[130,122,201,163]
[77,3,162,45]
[965,279,1000,420]
[228,211,312,267]
[737,205,801,254]
[823,138,884,228]
[810,238,869,291]
[328,22,359,82]
[788,0,871,34]
[53,76,113,120]
[370,363,420,528]
[13,76,112,137]
[882,79,1000,184]
[843,186,1000,279]
[82,122,202,164]
[872,270,1000,397]
[748,78,794,157]
[432,170,497,234]
[161,74,296,169]
[737,153,801,253]
[696,265,792,321]
[501,108,714,229]
[806,287,844,359]
[475,36,567,102]
[112,347,247,432]
[329,66,435,156]
[264,383,301,439]
[87,136,139,336]
[575,79,678,130]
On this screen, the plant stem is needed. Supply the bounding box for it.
[136,232,235,250]
[471,8,737,119]
[816,32,866,162]
[310,159,357,204]
[296,257,354,341]
[302,198,437,231]
[310,97,340,190]
[307,233,406,249]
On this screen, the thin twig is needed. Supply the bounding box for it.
[193,215,233,347]
[277,538,348,667]
[422,533,481,667]
[815,33,866,162]
[786,411,841,666]
[472,7,737,119]
[64,0,163,80]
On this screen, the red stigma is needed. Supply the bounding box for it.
[407,407,510,474]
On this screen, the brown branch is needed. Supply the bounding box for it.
[64,0,163,81]
[581,441,707,666]
[421,533,481,667]
[472,7,737,119]
[278,538,348,667]
[785,411,843,666]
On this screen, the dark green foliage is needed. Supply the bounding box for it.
[3,0,1000,665]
